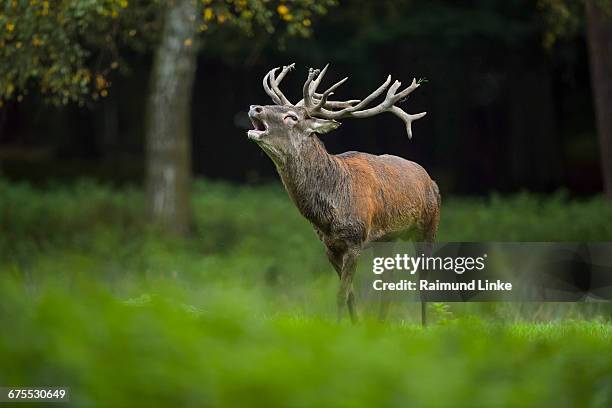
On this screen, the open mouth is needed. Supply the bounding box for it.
[247,117,268,140]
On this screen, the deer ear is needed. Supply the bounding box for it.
[307,118,341,135]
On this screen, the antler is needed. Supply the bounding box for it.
[261,63,427,138]
[263,63,296,106]
[300,66,427,139]
[263,63,360,108]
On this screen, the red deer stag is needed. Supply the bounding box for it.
[247,64,441,324]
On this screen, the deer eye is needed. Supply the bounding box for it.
[284,113,298,122]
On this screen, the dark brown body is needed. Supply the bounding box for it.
[248,62,437,323]
[274,135,441,322]
[279,137,440,246]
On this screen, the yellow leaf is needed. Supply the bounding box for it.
[183,38,193,47]
[95,75,106,90]
[277,5,289,15]
[203,8,214,21]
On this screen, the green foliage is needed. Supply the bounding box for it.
[0,0,336,105]
[538,0,612,47]
[0,0,160,105]
[538,0,584,47]
[441,191,612,241]
[0,279,611,406]
[1,179,611,315]
[199,0,337,38]
[0,180,611,405]
[2,180,612,277]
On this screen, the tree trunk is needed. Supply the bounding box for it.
[145,0,198,235]
[586,0,612,201]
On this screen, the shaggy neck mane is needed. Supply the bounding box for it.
[277,135,346,232]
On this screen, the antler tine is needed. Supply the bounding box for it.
[302,67,320,110]
[269,65,294,105]
[389,107,427,139]
[314,76,427,138]
[341,75,392,113]
[296,64,360,110]
[314,76,348,110]
[302,64,349,111]
[262,64,295,106]
[276,63,295,83]
[323,99,361,108]
[309,63,329,94]
[301,75,392,115]
[263,70,282,105]
[297,98,361,108]
[296,96,359,108]
[394,78,421,101]
[347,79,403,117]
[347,78,420,117]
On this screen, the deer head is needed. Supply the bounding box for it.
[247,63,427,164]
[247,104,340,165]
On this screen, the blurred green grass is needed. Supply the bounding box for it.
[2,278,611,407]
[1,179,612,406]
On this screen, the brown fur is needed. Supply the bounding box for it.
[248,104,441,323]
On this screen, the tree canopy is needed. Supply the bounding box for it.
[0,0,336,106]
[538,0,612,46]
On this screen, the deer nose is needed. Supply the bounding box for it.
[249,105,263,115]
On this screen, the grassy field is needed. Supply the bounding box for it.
[1,179,612,406]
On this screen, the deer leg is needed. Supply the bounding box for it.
[419,215,440,327]
[378,268,394,321]
[417,242,432,327]
[328,247,358,324]
[377,242,397,322]
[326,248,343,279]
[337,247,360,323]
[347,285,358,323]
